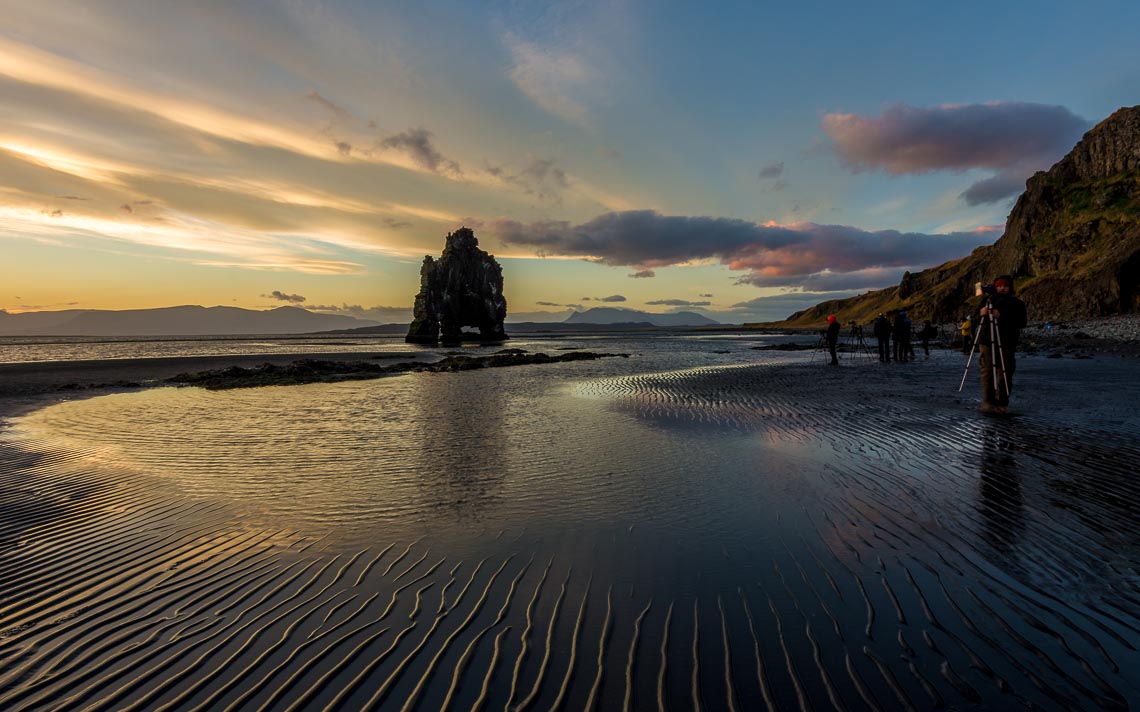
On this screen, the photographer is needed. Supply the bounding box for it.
[975,275,1027,413]
[959,315,973,354]
[825,314,840,365]
[892,311,910,362]
[873,313,891,362]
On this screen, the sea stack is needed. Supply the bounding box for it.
[406,227,508,344]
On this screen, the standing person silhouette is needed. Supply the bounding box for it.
[918,319,937,357]
[825,314,841,365]
[976,275,1027,414]
[873,313,891,362]
[892,311,909,362]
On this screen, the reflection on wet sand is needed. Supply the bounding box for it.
[978,422,1025,555]
[1,350,1138,709]
[408,371,507,525]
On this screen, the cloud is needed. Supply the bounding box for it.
[504,33,590,125]
[823,102,1090,205]
[629,269,655,278]
[380,128,461,175]
[747,267,907,292]
[958,173,1028,206]
[646,299,712,307]
[307,303,413,323]
[307,91,350,119]
[263,290,306,303]
[598,294,626,302]
[536,300,564,306]
[699,293,713,297]
[758,161,784,179]
[484,156,570,202]
[727,291,864,322]
[489,210,999,291]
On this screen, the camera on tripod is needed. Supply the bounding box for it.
[975,281,996,297]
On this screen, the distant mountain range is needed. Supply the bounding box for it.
[0,306,380,336]
[0,304,721,337]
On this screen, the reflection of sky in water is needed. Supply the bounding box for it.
[9,367,808,559]
[5,341,1140,709]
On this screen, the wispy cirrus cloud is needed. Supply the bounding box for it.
[503,33,592,125]
[489,210,999,292]
[485,156,569,202]
[823,102,1090,205]
[758,161,784,179]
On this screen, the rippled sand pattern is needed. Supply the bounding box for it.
[2,352,1139,710]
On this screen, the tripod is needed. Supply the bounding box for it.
[958,303,1010,399]
[842,323,875,363]
[809,330,831,364]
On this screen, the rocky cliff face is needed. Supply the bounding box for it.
[406,227,508,343]
[782,106,1140,326]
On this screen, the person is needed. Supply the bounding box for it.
[905,312,916,360]
[959,315,973,354]
[918,319,938,357]
[825,314,840,365]
[892,310,909,362]
[975,274,1027,414]
[873,313,891,362]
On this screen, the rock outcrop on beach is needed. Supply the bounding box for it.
[779,105,1140,326]
[406,227,508,344]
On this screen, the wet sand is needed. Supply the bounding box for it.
[0,351,427,419]
[1,347,1138,710]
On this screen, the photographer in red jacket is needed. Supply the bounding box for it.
[825,314,841,365]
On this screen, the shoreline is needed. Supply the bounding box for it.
[1,312,1137,424]
[0,351,421,421]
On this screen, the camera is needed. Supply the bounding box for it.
[975,281,996,297]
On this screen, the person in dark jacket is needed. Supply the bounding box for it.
[873,313,891,362]
[892,311,910,362]
[975,275,1028,413]
[825,314,841,365]
[918,319,937,357]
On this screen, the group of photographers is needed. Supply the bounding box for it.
[868,310,937,363]
[822,274,1027,414]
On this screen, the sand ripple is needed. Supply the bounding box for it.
[2,357,1139,709]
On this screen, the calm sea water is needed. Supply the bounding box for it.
[0,330,812,364]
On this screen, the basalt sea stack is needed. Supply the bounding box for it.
[406,227,508,344]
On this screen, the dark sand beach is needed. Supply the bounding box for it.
[1,338,1139,710]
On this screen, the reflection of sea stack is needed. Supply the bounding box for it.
[406,227,508,344]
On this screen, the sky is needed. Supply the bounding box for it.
[2,0,1137,323]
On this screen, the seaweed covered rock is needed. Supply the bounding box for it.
[406,227,508,344]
